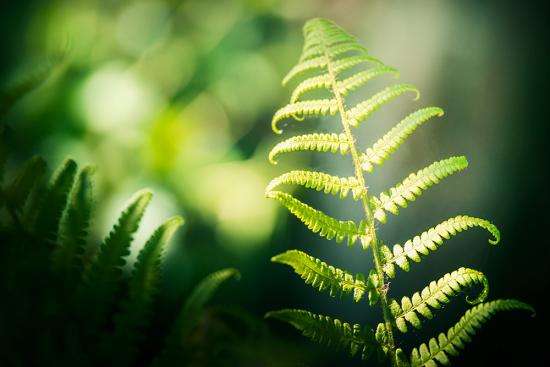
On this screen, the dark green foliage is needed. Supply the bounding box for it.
[0,154,239,367]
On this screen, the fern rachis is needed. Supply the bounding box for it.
[265,18,533,366]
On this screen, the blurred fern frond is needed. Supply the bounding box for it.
[0,155,238,367]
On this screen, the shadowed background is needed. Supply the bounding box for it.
[1,0,547,366]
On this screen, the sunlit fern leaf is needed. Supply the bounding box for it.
[346,84,420,127]
[266,170,364,200]
[266,190,368,247]
[282,56,328,86]
[266,309,377,360]
[268,133,350,165]
[31,158,77,243]
[359,107,444,172]
[380,215,500,277]
[332,54,384,76]
[272,249,373,303]
[267,17,533,365]
[409,300,534,367]
[272,99,338,134]
[300,42,369,63]
[51,165,95,280]
[337,65,400,96]
[290,74,332,103]
[371,156,469,223]
[77,190,152,330]
[3,155,47,212]
[154,268,240,366]
[290,65,400,104]
[105,216,184,367]
[389,268,489,333]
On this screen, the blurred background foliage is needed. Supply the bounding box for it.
[0,0,547,366]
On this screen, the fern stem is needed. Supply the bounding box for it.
[320,31,397,365]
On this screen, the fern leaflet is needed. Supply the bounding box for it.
[266,190,368,247]
[268,133,350,164]
[380,215,500,277]
[266,309,377,360]
[266,170,364,200]
[371,156,469,223]
[409,300,534,367]
[389,267,488,333]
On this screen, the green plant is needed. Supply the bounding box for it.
[0,151,239,366]
[265,18,533,367]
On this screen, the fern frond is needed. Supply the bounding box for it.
[3,155,46,212]
[371,156,469,223]
[359,107,444,172]
[269,133,349,164]
[409,300,534,367]
[106,216,184,367]
[51,165,95,279]
[266,309,377,360]
[380,215,499,277]
[78,190,152,329]
[267,190,368,247]
[266,170,364,200]
[346,84,420,127]
[272,99,338,134]
[272,249,374,303]
[155,268,240,365]
[389,268,489,333]
[31,158,77,242]
[337,65,400,96]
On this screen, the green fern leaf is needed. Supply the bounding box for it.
[346,84,420,127]
[409,300,534,367]
[31,158,77,242]
[266,309,377,360]
[332,54,384,76]
[371,156,469,223]
[272,99,338,134]
[272,249,371,303]
[155,268,240,365]
[269,133,349,164]
[78,190,152,330]
[300,42,368,63]
[4,155,47,212]
[389,268,489,333]
[359,107,444,172]
[51,165,95,279]
[266,190,368,247]
[266,170,364,200]
[290,74,332,103]
[106,216,184,367]
[381,215,499,277]
[282,55,328,86]
[337,65,400,96]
